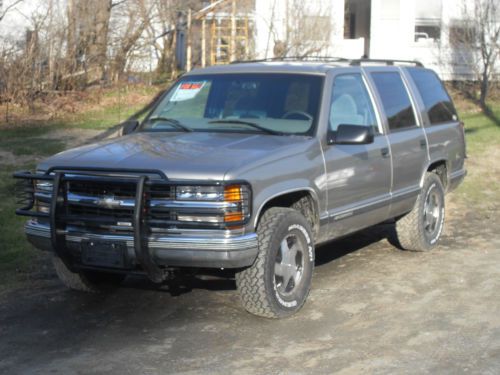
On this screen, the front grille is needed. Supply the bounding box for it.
[14,170,251,234]
[68,180,138,199]
[65,179,175,232]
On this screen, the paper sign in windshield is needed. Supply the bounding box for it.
[171,81,206,102]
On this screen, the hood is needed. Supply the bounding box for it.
[38,131,311,180]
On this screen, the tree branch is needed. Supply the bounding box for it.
[0,0,23,22]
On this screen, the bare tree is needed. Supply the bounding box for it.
[273,0,332,58]
[458,0,500,106]
[67,0,112,85]
[145,0,201,78]
[0,0,23,23]
[108,0,150,82]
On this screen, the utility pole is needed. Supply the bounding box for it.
[202,18,206,67]
[186,8,192,71]
[230,0,236,62]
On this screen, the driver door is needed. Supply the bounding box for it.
[322,71,392,238]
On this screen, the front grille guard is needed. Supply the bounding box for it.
[13,169,251,283]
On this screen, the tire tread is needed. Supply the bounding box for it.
[236,207,311,318]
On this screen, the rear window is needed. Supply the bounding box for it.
[371,72,417,131]
[408,68,457,125]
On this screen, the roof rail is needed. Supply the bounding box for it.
[349,59,424,67]
[231,57,424,67]
[231,56,352,64]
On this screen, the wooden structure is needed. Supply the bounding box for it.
[186,0,252,71]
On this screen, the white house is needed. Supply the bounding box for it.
[248,0,498,80]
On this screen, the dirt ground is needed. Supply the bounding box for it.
[0,191,499,374]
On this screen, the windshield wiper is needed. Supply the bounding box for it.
[208,119,284,135]
[146,117,192,132]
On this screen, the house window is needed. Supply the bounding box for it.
[414,0,442,42]
[415,24,441,42]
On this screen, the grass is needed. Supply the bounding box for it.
[0,89,498,291]
[0,164,40,289]
[454,103,500,206]
[70,103,146,130]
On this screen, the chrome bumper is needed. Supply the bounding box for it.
[25,221,259,268]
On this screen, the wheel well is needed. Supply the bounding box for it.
[258,191,319,238]
[427,160,448,189]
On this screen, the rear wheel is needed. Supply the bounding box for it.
[236,207,315,318]
[395,172,445,251]
[52,256,125,292]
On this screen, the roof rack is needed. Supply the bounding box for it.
[231,56,424,67]
[231,56,352,64]
[349,59,423,67]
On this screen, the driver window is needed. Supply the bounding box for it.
[329,74,378,132]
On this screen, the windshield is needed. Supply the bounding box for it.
[142,73,324,135]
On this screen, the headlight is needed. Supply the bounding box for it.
[36,180,53,192]
[174,184,250,226]
[176,185,223,201]
[35,178,53,213]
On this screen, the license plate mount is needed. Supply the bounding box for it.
[81,241,128,268]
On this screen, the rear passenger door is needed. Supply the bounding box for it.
[366,68,429,217]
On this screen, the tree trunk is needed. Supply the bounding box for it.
[479,66,489,108]
[66,0,112,87]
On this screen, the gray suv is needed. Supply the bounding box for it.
[14,58,466,318]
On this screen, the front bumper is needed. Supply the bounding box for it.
[26,221,259,269]
[14,169,255,282]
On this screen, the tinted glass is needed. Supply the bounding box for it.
[329,74,378,132]
[408,68,457,125]
[371,72,417,131]
[144,74,323,135]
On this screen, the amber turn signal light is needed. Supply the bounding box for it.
[224,185,242,202]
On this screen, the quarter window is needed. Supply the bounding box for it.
[329,74,378,132]
[371,72,417,131]
[408,68,457,125]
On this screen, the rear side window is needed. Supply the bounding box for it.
[371,72,417,131]
[408,68,457,125]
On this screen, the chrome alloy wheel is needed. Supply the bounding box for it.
[274,234,305,296]
[423,184,443,238]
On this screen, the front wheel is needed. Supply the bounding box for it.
[236,207,315,318]
[395,172,445,251]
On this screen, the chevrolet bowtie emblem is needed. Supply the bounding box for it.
[96,196,122,209]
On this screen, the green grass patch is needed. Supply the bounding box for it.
[0,135,65,157]
[460,106,500,156]
[0,164,40,290]
[68,103,145,130]
[454,103,500,206]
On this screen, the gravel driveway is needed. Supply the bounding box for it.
[0,197,499,375]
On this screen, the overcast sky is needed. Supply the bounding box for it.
[0,0,39,42]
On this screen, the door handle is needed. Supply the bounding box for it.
[381,147,390,158]
[420,139,427,149]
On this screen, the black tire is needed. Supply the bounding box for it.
[52,256,125,292]
[395,172,445,251]
[236,207,315,318]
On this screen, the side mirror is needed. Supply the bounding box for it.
[121,120,140,136]
[327,124,374,145]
